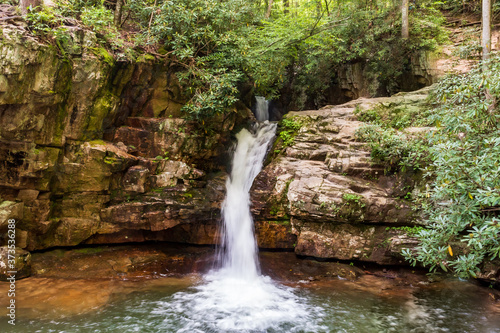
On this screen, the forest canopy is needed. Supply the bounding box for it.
[6,0,454,118]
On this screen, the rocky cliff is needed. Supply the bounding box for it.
[252,89,430,266]
[1,13,497,287]
[0,19,250,252]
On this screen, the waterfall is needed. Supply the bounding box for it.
[255,96,270,121]
[219,122,276,279]
[157,121,321,332]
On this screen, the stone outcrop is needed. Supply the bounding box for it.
[1,10,497,286]
[0,17,250,252]
[0,246,31,280]
[252,88,431,265]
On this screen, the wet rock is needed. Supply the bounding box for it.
[0,246,31,280]
[30,244,215,279]
[252,89,428,265]
[478,259,500,286]
[293,222,417,264]
[0,201,23,230]
[255,221,297,249]
[123,165,150,193]
[259,251,364,282]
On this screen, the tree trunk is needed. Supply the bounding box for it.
[114,0,124,27]
[482,0,491,61]
[324,0,329,16]
[19,0,42,15]
[402,0,409,39]
[265,0,274,18]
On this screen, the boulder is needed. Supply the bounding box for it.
[251,89,429,264]
[0,246,31,281]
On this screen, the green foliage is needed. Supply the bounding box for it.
[23,1,125,52]
[18,0,450,121]
[80,4,123,49]
[179,70,241,121]
[277,117,304,148]
[386,226,425,236]
[354,100,434,130]
[144,0,257,58]
[355,124,430,173]
[25,6,63,36]
[438,0,500,14]
[355,108,382,124]
[342,193,366,208]
[80,5,112,32]
[56,0,103,17]
[131,0,260,122]
[242,1,447,109]
[403,56,500,278]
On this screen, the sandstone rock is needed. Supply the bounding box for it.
[123,165,150,193]
[17,189,39,201]
[0,13,250,252]
[53,141,138,193]
[292,222,415,265]
[0,201,23,230]
[255,221,296,249]
[37,218,100,248]
[0,246,31,280]
[252,90,428,264]
[0,142,60,191]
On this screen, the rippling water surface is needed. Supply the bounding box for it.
[1,275,499,333]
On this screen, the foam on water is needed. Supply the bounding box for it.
[155,272,325,332]
[153,119,326,332]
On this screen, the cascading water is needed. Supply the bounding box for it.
[255,96,270,121]
[8,104,496,333]
[218,121,276,280]
[154,102,324,332]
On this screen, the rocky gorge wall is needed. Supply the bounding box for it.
[0,15,498,286]
[251,88,499,285]
[251,90,429,265]
[0,19,252,254]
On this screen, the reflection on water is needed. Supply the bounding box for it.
[0,276,499,333]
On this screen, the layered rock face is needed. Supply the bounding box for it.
[2,14,497,286]
[252,89,431,265]
[0,18,433,266]
[0,21,249,251]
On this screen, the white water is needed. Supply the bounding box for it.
[154,107,325,332]
[255,96,270,121]
[218,122,276,279]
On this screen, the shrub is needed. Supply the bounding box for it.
[403,57,500,278]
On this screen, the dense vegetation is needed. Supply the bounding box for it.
[355,56,500,279]
[8,0,451,119]
[402,59,500,278]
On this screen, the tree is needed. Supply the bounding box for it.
[266,0,274,18]
[482,0,491,60]
[402,0,409,38]
[19,0,42,15]
[114,0,124,27]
